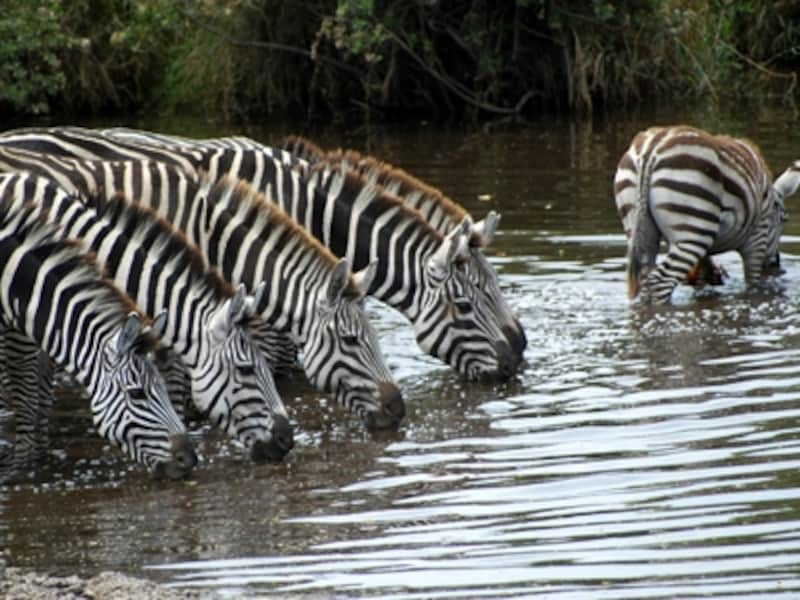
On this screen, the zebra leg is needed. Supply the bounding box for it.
[739,238,770,284]
[3,328,46,461]
[34,350,54,452]
[685,256,728,287]
[644,242,708,304]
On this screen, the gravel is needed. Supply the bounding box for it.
[0,567,212,600]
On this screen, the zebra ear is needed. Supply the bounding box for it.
[244,281,266,319]
[472,211,500,247]
[148,311,168,339]
[774,164,800,200]
[210,286,247,340]
[352,258,377,297]
[326,258,351,305]
[428,221,468,276]
[117,312,144,356]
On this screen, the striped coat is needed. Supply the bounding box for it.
[614,125,800,304]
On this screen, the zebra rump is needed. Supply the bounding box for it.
[614,125,800,305]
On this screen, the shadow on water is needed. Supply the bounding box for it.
[3,103,800,597]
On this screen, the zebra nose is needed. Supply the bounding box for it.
[154,433,197,480]
[502,321,527,358]
[493,339,519,381]
[364,382,405,430]
[250,414,294,463]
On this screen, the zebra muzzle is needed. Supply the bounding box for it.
[363,381,405,430]
[151,433,198,480]
[250,414,294,463]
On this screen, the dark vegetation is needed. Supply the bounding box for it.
[2,0,799,125]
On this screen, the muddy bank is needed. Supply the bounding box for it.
[0,567,211,600]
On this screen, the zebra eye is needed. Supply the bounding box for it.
[127,387,148,404]
[238,365,256,376]
[342,334,359,345]
[454,301,473,314]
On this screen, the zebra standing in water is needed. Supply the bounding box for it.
[0,180,196,479]
[8,126,521,380]
[0,166,293,462]
[614,125,800,304]
[282,136,527,360]
[0,147,404,430]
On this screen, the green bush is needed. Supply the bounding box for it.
[0,1,74,115]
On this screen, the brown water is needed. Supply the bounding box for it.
[2,103,800,598]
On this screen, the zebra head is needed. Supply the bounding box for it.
[466,211,527,360]
[98,311,197,480]
[418,219,520,382]
[198,283,293,462]
[305,258,405,430]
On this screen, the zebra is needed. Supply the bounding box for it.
[0,147,404,430]
[613,125,800,304]
[0,167,294,462]
[0,183,196,479]
[282,135,527,359]
[4,126,521,380]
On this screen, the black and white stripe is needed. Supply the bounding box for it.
[283,136,527,362]
[0,177,195,478]
[0,167,293,461]
[13,126,520,381]
[614,125,800,304]
[0,143,404,429]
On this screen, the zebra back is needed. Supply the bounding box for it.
[0,177,195,478]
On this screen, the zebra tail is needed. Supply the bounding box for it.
[627,155,660,300]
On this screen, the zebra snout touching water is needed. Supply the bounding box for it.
[0,195,195,479]
[99,314,197,480]
[614,125,800,305]
[278,257,406,430]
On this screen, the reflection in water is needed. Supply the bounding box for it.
[2,105,800,598]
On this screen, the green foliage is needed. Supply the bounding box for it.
[0,1,74,115]
[1,0,799,121]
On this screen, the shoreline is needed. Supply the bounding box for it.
[0,567,211,600]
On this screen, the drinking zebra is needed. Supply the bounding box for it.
[614,125,800,304]
[282,135,527,359]
[0,169,294,461]
[0,146,404,429]
[3,126,521,381]
[0,178,196,478]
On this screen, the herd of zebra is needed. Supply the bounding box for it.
[0,125,526,480]
[0,123,798,481]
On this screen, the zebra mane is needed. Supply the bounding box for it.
[203,175,367,294]
[332,148,469,225]
[100,192,235,301]
[283,136,473,235]
[0,200,158,350]
[283,135,326,164]
[310,158,446,245]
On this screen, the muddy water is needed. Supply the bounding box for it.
[3,103,800,598]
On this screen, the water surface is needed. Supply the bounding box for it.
[2,103,800,598]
